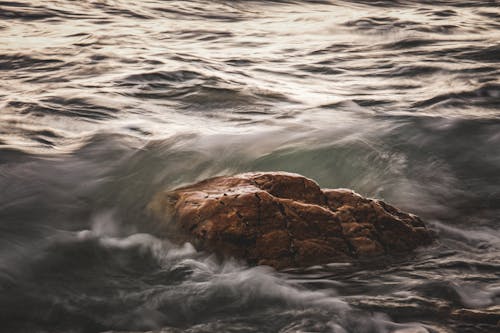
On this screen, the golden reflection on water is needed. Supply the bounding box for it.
[0,0,499,152]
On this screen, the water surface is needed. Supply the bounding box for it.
[1,1,500,332]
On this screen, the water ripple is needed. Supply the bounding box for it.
[1,0,500,332]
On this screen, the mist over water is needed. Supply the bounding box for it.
[1,1,500,332]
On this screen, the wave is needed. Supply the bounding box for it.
[0,53,64,71]
[1,1,500,332]
[413,83,500,109]
[456,44,500,63]
[118,69,290,108]
[0,222,453,333]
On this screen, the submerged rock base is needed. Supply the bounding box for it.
[150,172,433,269]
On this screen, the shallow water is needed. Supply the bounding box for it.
[1,1,500,332]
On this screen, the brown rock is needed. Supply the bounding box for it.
[150,172,433,269]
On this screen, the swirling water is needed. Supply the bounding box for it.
[1,1,500,332]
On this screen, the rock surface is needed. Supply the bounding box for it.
[150,172,433,269]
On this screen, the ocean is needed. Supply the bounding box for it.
[0,1,499,332]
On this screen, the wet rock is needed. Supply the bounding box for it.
[150,172,433,269]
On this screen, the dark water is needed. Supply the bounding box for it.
[1,1,500,332]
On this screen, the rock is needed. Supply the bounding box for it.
[150,172,433,269]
